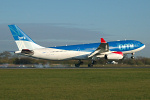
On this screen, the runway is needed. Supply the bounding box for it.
[1,66,150,69]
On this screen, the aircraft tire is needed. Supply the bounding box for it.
[131,56,135,59]
[75,64,80,67]
[88,64,93,67]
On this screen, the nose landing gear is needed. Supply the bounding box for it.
[131,53,135,59]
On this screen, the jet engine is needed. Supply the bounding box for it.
[105,52,123,60]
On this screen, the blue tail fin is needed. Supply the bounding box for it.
[8,25,44,50]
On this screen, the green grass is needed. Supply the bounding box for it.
[0,69,150,100]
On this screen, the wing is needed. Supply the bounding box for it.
[88,38,109,58]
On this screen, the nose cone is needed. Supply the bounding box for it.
[143,44,146,49]
[140,43,145,50]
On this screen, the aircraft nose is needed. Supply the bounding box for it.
[143,44,146,48]
[140,43,145,50]
[140,42,145,48]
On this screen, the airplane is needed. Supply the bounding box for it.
[8,25,145,67]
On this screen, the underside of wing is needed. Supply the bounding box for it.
[88,38,109,58]
[88,38,123,60]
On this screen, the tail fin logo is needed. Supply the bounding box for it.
[18,36,26,40]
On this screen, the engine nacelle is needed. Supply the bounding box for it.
[105,52,123,60]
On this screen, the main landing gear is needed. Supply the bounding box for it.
[88,60,96,67]
[75,60,83,67]
[75,60,96,67]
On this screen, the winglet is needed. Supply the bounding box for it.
[101,38,107,43]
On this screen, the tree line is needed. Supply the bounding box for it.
[0,51,150,65]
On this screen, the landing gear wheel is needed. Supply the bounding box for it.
[131,53,135,59]
[75,64,80,67]
[88,60,96,67]
[131,56,135,59]
[88,64,93,67]
[75,60,83,67]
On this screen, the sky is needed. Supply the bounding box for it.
[0,0,150,57]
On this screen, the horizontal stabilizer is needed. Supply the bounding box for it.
[15,49,34,56]
[21,49,34,55]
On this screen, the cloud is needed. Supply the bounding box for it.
[0,23,110,51]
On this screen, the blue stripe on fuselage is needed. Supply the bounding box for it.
[50,40,144,53]
[50,43,99,52]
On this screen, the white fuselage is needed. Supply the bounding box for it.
[31,44,145,60]
[32,48,91,60]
